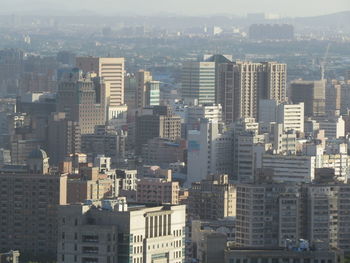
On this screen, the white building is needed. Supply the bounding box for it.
[277,102,304,133]
[187,119,233,184]
[262,154,316,183]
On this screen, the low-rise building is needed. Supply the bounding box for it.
[57,199,186,263]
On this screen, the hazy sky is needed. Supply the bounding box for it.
[2,0,350,17]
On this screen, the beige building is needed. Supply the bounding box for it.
[0,149,67,261]
[57,199,186,263]
[67,166,119,204]
[76,57,125,106]
[136,175,180,204]
[188,174,236,220]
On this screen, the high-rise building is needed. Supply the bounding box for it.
[305,183,350,252]
[235,183,302,247]
[219,62,286,123]
[290,80,326,117]
[76,57,125,106]
[136,70,152,108]
[47,112,81,165]
[135,106,181,154]
[146,80,160,106]
[0,149,67,261]
[56,70,105,134]
[188,174,236,220]
[182,61,216,105]
[187,119,233,183]
[57,199,186,263]
[233,120,266,183]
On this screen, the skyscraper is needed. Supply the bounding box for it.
[56,70,105,134]
[76,57,125,106]
[218,61,287,123]
[182,61,216,105]
[290,80,326,117]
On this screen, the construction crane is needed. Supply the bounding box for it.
[320,43,331,80]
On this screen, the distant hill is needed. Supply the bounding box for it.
[293,11,350,31]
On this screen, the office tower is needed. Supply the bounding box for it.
[235,183,302,247]
[187,119,233,184]
[181,61,216,105]
[81,125,126,166]
[204,54,233,104]
[135,106,181,153]
[124,73,138,110]
[249,24,294,40]
[135,70,160,108]
[47,112,81,165]
[136,175,180,204]
[290,80,326,117]
[67,166,119,204]
[217,63,235,123]
[188,174,236,220]
[76,57,125,106]
[57,199,186,263]
[146,80,160,106]
[0,149,67,261]
[57,70,105,134]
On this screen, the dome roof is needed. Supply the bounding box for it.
[28,148,48,159]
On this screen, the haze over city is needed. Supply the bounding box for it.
[1,0,350,17]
